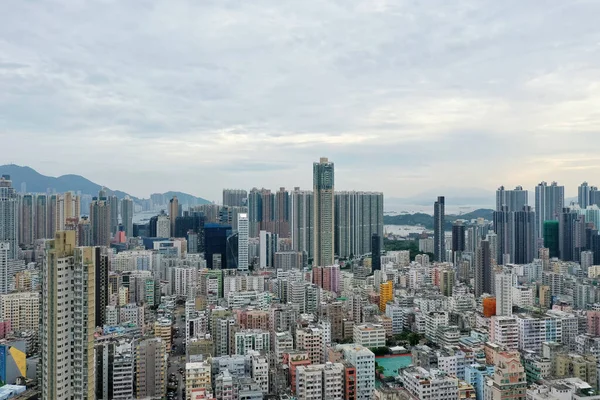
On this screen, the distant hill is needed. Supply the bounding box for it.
[384,208,494,229]
[0,164,210,205]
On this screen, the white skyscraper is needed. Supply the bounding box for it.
[0,176,19,260]
[238,213,249,271]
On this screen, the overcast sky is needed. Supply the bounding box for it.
[2,0,600,201]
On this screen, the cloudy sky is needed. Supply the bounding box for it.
[1,0,600,202]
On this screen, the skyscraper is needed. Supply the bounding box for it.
[223,189,247,207]
[496,186,528,212]
[510,205,536,264]
[433,196,445,262]
[40,231,96,399]
[47,194,58,238]
[0,243,8,295]
[371,233,381,271]
[35,194,47,240]
[495,271,513,316]
[475,239,492,297]
[535,181,565,238]
[0,176,18,259]
[90,195,111,246]
[19,193,34,247]
[275,187,290,238]
[578,182,598,209]
[313,157,335,267]
[238,213,249,272]
[543,220,559,258]
[559,208,579,261]
[493,205,510,264]
[291,187,313,260]
[169,196,179,237]
[451,221,465,264]
[95,246,110,327]
[109,195,119,236]
[135,337,167,398]
[120,196,134,237]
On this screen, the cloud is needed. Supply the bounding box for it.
[2,0,600,200]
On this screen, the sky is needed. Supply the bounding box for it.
[2,0,600,202]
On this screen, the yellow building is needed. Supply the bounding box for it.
[154,318,173,349]
[379,281,393,312]
[554,353,597,389]
[539,285,551,309]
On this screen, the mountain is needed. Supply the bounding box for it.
[0,164,210,204]
[386,187,495,207]
[383,208,494,229]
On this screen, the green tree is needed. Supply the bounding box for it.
[408,333,420,346]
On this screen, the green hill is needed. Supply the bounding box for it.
[383,208,494,229]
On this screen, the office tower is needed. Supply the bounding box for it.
[135,337,167,399]
[291,187,314,260]
[223,189,247,207]
[475,240,492,297]
[238,213,249,271]
[579,182,597,208]
[433,196,445,262]
[205,223,232,269]
[496,185,528,212]
[378,280,393,312]
[259,230,278,268]
[225,230,239,269]
[19,194,34,247]
[108,195,118,235]
[40,231,96,399]
[495,271,513,316]
[543,220,559,258]
[511,206,536,264]
[314,157,335,267]
[535,181,565,238]
[439,269,455,297]
[371,233,381,271]
[0,176,18,260]
[335,191,384,259]
[90,195,111,246]
[95,341,134,400]
[169,196,179,237]
[559,208,579,261]
[275,187,290,237]
[120,196,133,237]
[451,221,465,263]
[35,194,47,240]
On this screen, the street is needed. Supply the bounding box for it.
[167,305,187,400]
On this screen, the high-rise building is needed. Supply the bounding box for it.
[120,196,133,237]
[439,269,455,297]
[371,233,381,271]
[40,231,96,399]
[275,187,290,238]
[238,213,249,271]
[543,220,559,258]
[0,291,39,331]
[135,337,167,399]
[47,194,58,237]
[511,206,536,264]
[535,181,565,238]
[0,176,19,260]
[0,242,8,295]
[559,208,579,261]
[248,188,275,237]
[296,363,345,400]
[223,189,247,207]
[90,195,111,246]
[496,185,528,212]
[259,230,278,268]
[35,194,47,240]
[313,157,335,267]
[291,188,314,260]
[433,196,445,262]
[169,196,179,237]
[335,191,384,259]
[108,195,118,236]
[475,240,492,297]
[451,221,465,265]
[579,182,597,209]
[495,271,514,316]
[493,205,510,264]
[19,194,34,247]
[485,351,526,400]
[337,345,375,400]
[95,247,110,327]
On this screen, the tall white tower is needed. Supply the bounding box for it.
[238,213,249,271]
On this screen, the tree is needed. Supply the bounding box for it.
[408,333,420,346]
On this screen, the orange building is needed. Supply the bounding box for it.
[283,351,311,393]
[379,281,393,312]
[483,297,497,318]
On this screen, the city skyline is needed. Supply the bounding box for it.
[3,2,600,200]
